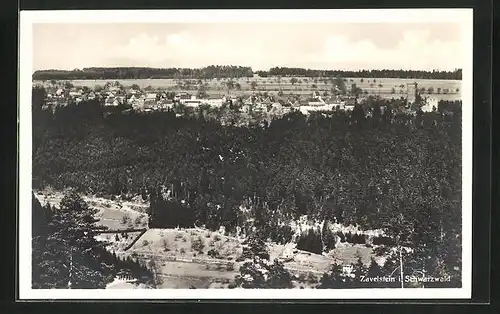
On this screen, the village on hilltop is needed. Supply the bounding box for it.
[38,78,442,119]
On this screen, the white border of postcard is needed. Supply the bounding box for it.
[19,9,473,300]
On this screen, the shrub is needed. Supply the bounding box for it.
[268,225,294,244]
[142,240,149,247]
[191,236,205,252]
[208,249,220,258]
[372,236,394,246]
[134,216,142,226]
[161,238,169,250]
[296,229,323,255]
[180,248,186,254]
[307,272,317,284]
[297,273,306,282]
[121,214,130,225]
[214,235,221,241]
[336,232,346,243]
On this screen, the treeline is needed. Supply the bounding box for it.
[33,66,462,81]
[32,191,157,288]
[32,65,254,80]
[263,67,462,80]
[295,228,394,255]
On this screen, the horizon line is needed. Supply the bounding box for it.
[33,66,463,73]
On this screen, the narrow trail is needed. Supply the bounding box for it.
[114,250,324,275]
[124,229,148,251]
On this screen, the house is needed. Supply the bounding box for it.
[271,102,283,113]
[243,96,254,105]
[184,99,202,108]
[308,95,325,106]
[105,97,118,106]
[143,93,158,107]
[109,86,121,93]
[261,97,272,106]
[127,94,137,104]
[308,100,325,106]
[159,99,174,110]
[69,91,82,98]
[116,96,126,104]
[421,97,438,112]
[299,104,334,115]
[241,104,252,114]
[87,91,96,100]
[176,92,191,103]
[344,104,356,111]
[132,102,143,111]
[342,264,355,278]
[55,88,65,97]
[204,97,224,107]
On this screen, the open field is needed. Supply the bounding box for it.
[33,76,462,101]
[127,228,243,260]
[122,227,379,288]
[35,189,149,230]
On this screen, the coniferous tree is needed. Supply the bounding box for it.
[317,264,347,289]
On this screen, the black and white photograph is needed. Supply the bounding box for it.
[18,9,473,299]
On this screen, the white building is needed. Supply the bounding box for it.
[344,104,356,111]
[203,98,224,107]
[299,104,334,115]
[184,99,202,108]
[69,91,82,98]
[308,95,325,106]
[422,97,438,112]
[55,88,64,97]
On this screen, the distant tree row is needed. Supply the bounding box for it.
[32,65,254,80]
[261,67,462,80]
[32,66,462,81]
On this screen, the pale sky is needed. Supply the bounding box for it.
[32,23,464,71]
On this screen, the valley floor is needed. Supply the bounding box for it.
[35,189,385,289]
